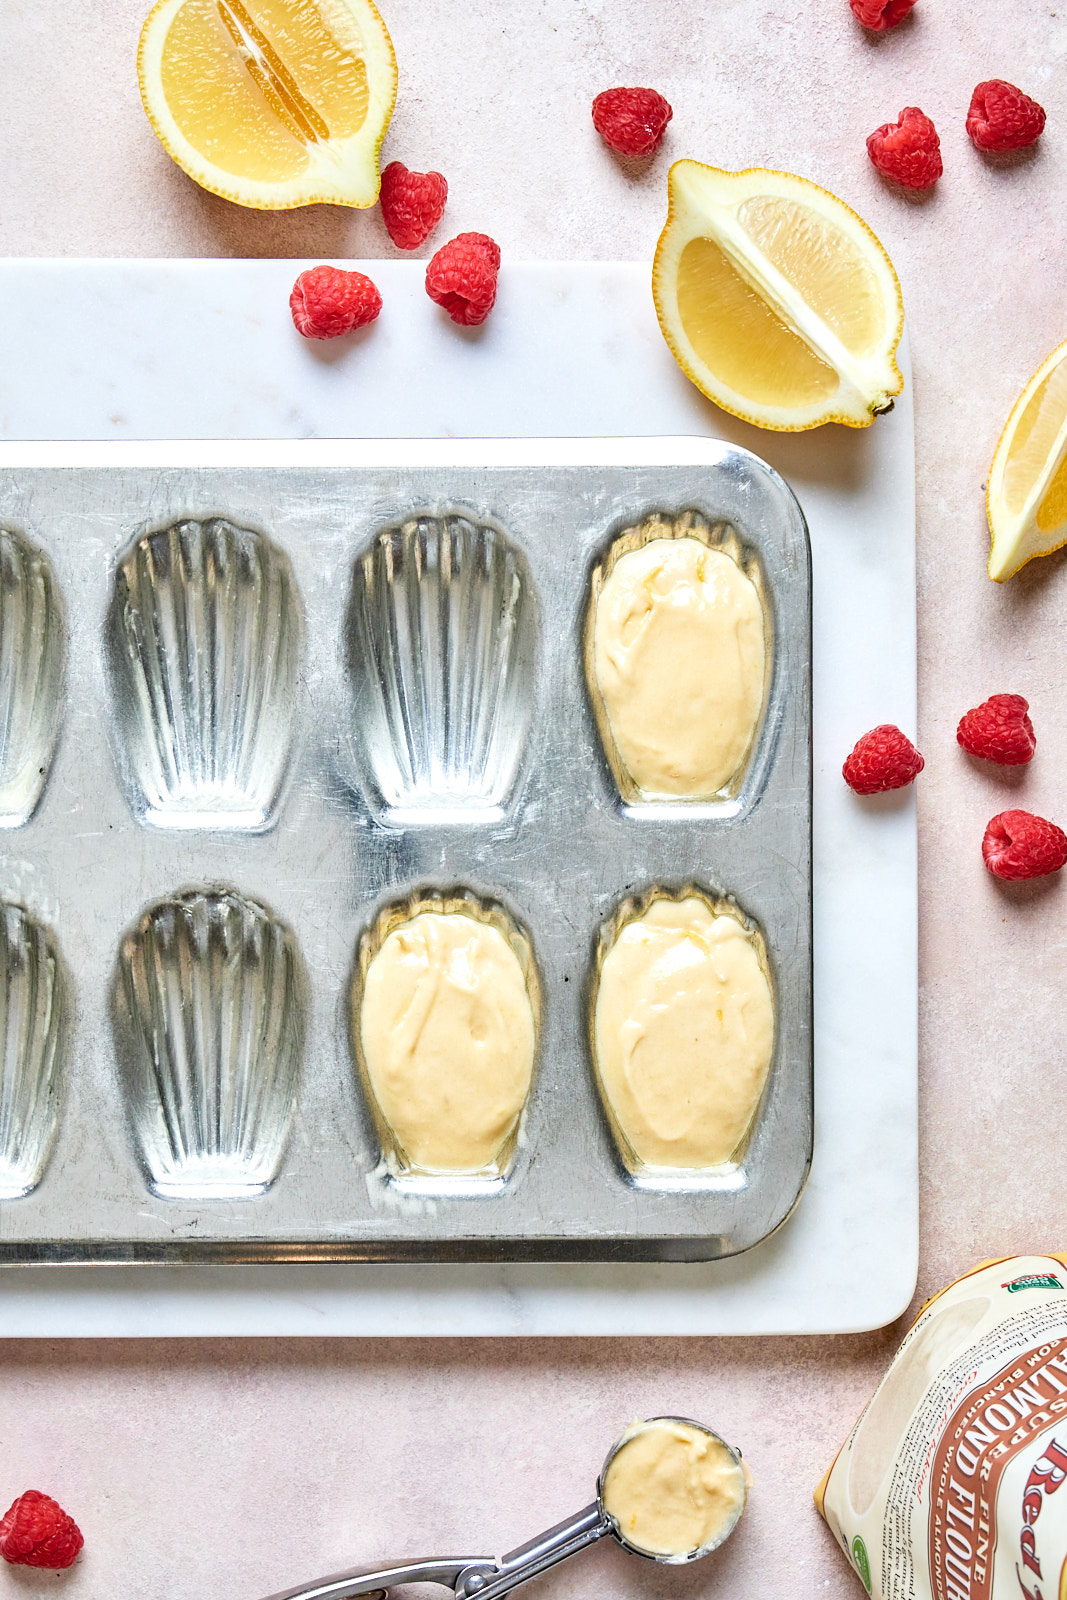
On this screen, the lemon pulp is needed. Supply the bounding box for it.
[161,0,369,181]
[677,237,839,408]
[1037,455,1067,533]
[1003,364,1067,516]
[139,0,395,208]
[736,197,887,357]
[987,339,1067,580]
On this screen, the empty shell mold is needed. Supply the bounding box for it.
[108,518,302,829]
[347,512,538,822]
[114,887,303,1198]
[0,457,810,1263]
[0,903,67,1200]
[0,527,64,827]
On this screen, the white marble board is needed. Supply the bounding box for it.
[0,260,917,1335]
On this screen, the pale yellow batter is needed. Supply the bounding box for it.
[602,1419,750,1557]
[358,910,536,1175]
[594,897,774,1170]
[592,536,765,798]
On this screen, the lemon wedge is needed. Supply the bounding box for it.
[138,0,397,209]
[652,161,905,431]
[987,338,1067,581]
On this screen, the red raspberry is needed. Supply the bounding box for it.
[425,232,501,327]
[957,693,1035,764]
[379,161,448,251]
[0,1492,83,1570]
[289,265,382,339]
[850,0,916,28]
[966,80,1046,152]
[591,87,673,157]
[866,107,942,190]
[842,725,924,794]
[982,810,1067,880]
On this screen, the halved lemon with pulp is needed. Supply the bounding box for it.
[987,337,1067,581]
[653,161,905,431]
[138,0,397,209]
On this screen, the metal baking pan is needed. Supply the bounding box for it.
[0,454,811,1263]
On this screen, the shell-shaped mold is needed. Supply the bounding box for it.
[347,513,538,822]
[585,511,771,808]
[352,889,541,1191]
[109,518,302,830]
[590,886,775,1187]
[0,904,67,1200]
[114,887,304,1198]
[0,528,64,827]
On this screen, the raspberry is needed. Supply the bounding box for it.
[850,0,916,28]
[866,107,942,190]
[379,161,448,250]
[966,80,1046,152]
[289,265,382,339]
[842,725,924,794]
[982,810,1067,881]
[957,693,1035,764]
[425,232,501,327]
[591,87,673,157]
[0,1492,83,1570]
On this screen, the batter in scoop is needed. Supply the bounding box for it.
[602,1418,750,1557]
[592,535,765,798]
[358,909,536,1175]
[594,896,774,1170]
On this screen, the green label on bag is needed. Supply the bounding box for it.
[1002,1274,1063,1294]
[852,1535,872,1593]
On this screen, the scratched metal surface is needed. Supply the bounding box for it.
[0,457,810,1262]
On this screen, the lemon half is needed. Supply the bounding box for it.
[653,161,905,432]
[138,0,397,209]
[987,337,1067,581]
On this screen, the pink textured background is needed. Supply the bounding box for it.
[3,0,1067,1596]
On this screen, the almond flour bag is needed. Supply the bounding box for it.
[816,1254,1067,1599]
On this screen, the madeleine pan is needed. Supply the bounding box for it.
[0,456,810,1262]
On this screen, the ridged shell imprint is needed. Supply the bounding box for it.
[109,518,301,829]
[348,514,537,819]
[115,888,303,1198]
[0,904,67,1200]
[587,513,768,803]
[0,528,64,827]
[592,891,774,1176]
[354,894,539,1182]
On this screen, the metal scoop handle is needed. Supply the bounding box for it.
[261,1502,611,1600]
